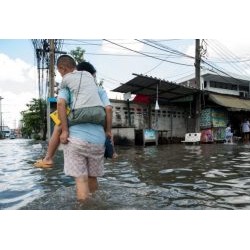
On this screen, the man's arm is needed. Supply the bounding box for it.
[105,105,112,138]
[57,98,69,144]
[97,87,113,138]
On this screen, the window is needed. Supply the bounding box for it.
[239,85,249,92]
[210,80,239,91]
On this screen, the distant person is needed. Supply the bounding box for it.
[34,59,113,169]
[241,119,250,143]
[225,123,233,143]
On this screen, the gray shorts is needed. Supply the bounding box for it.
[63,138,105,178]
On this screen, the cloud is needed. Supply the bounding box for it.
[210,39,250,57]
[0,53,37,93]
[0,89,36,129]
[0,53,38,128]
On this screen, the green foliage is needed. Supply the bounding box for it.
[21,98,47,140]
[70,47,85,64]
[33,134,41,140]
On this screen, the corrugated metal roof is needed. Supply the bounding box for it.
[112,74,200,101]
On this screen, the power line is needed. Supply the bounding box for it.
[98,73,122,85]
[103,39,193,67]
[205,57,250,63]
[83,52,182,58]
[138,39,195,59]
[63,40,186,58]
[205,40,250,77]
[201,59,249,85]
[206,40,245,74]
[31,39,65,99]
[143,61,164,75]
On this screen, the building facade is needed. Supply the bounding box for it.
[110,71,250,144]
[179,71,250,142]
[110,99,191,144]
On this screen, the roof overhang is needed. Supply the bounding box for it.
[112,74,200,101]
[209,93,250,111]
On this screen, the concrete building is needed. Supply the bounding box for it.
[111,74,200,145]
[111,71,250,144]
[111,99,187,132]
[178,71,250,142]
[178,70,250,97]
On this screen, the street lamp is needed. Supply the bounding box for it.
[0,96,3,136]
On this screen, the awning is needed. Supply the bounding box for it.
[209,93,250,111]
[113,74,200,101]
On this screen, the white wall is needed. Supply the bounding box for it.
[111,100,187,137]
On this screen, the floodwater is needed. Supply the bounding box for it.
[1,138,250,210]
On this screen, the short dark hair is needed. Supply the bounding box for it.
[77,61,96,75]
[57,54,76,68]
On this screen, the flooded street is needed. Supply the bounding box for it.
[1,138,250,209]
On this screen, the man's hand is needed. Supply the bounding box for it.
[60,130,69,144]
[105,131,112,139]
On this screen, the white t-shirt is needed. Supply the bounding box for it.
[225,126,233,137]
[58,87,111,145]
[242,121,250,133]
[60,70,104,109]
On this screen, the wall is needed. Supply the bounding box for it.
[110,99,188,138]
[112,127,135,145]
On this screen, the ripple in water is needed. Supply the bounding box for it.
[1,140,250,209]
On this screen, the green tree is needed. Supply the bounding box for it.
[21,98,47,140]
[70,47,85,64]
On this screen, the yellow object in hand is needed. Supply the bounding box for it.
[50,106,71,125]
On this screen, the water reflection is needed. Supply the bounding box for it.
[1,139,250,209]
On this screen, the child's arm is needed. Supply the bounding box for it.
[57,97,69,144]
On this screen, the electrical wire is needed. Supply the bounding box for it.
[201,59,248,85]
[103,39,193,67]
[82,52,182,58]
[143,61,164,74]
[31,39,64,100]
[139,39,195,59]
[205,40,250,77]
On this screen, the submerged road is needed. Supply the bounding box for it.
[1,139,250,209]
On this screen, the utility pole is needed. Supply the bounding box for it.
[47,39,55,140]
[49,39,55,98]
[195,39,201,132]
[32,39,66,141]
